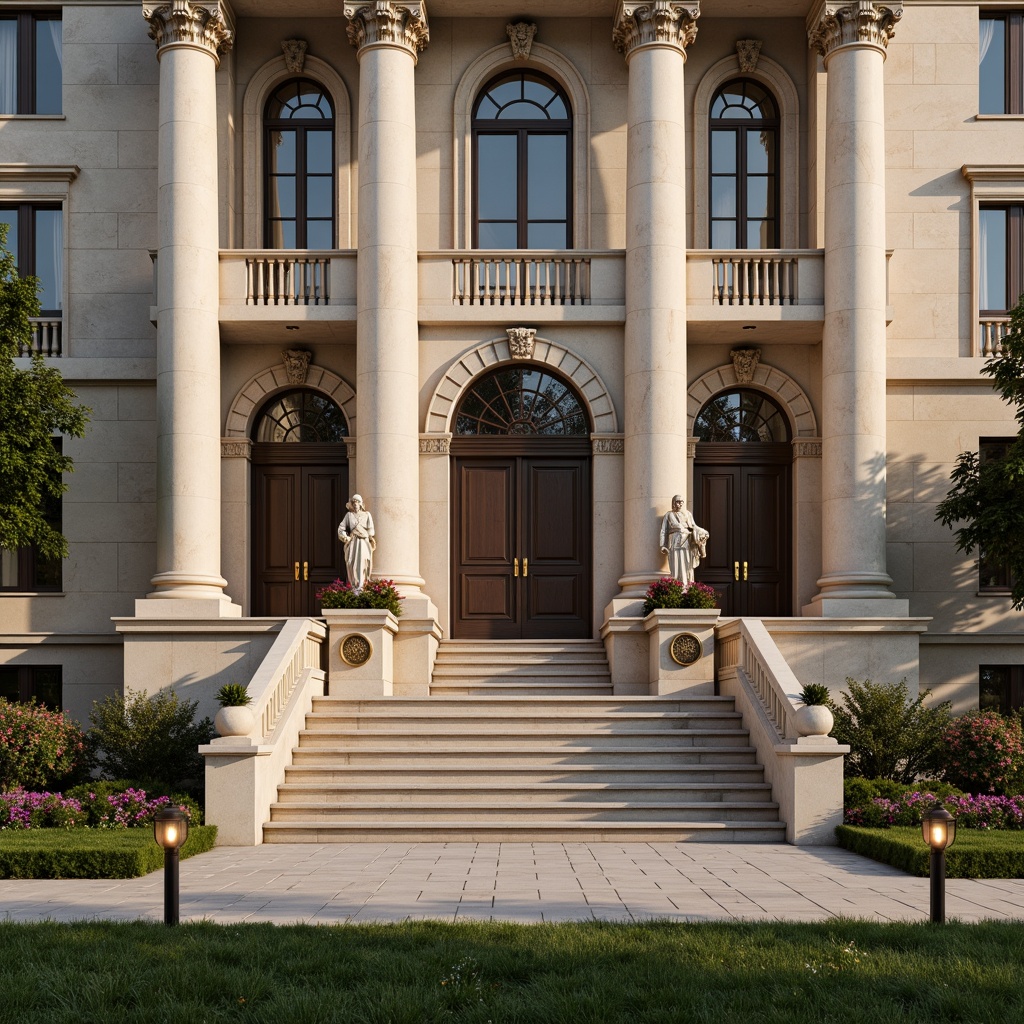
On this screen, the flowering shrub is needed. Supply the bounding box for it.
[643,578,718,615]
[316,577,403,617]
[0,698,90,791]
[941,710,1024,795]
[844,790,1024,830]
[0,783,201,830]
[0,788,84,829]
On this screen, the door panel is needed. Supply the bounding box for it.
[254,467,300,617]
[303,468,347,613]
[697,468,738,615]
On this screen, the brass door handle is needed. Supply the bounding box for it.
[294,561,299,581]
[743,561,748,581]
[523,557,528,577]
[514,557,519,577]
[303,561,309,581]
[734,561,739,581]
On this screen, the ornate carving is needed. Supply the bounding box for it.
[142,0,233,62]
[736,38,762,72]
[687,438,697,459]
[339,633,373,667]
[345,440,357,460]
[808,2,902,58]
[591,436,625,455]
[506,21,537,61]
[345,2,429,61]
[670,632,703,666]
[281,39,307,73]
[613,2,700,59]
[506,327,537,361]
[794,440,823,458]
[282,349,312,385]
[221,439,252,459]
[731,347,761,384]
[419,435,451,455]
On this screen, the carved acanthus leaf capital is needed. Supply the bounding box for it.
[808,1,902,59]
[142,0,233,63]
[345,2,429,62]
[613,2,700,60]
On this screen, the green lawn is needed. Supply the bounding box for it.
[0,919,1021,1023]
[0,826,217,878]
[836,826,1024,877]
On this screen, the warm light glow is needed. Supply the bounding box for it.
[930,823,946,848]
[164,824,178,846]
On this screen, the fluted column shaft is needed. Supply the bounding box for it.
[144,1,232,604]
[614,2,697,594]
[807,2,901,611]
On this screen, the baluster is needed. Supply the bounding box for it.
[785,257,795,304]
[712,258,723,304]
[551,260,561,305]
[739,259,749,305]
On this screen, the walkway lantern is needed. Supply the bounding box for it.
[153,807,188,926]
[922,804,956,924]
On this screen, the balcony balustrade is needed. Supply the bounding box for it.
[18,317,63,357]
[978,316,1009,357]
[451,252,592,306]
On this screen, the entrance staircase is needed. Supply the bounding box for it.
[262,639,785,843]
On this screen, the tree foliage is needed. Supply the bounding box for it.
[0,222,89,559]
[935,295,1024,609]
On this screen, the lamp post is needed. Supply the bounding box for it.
[153,807,188,926]
[921,804,956,924]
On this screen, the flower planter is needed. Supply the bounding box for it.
[214,705,255,738]
[643,608,720,696]
[793,703,834,738]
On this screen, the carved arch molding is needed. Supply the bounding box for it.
[425,336,618,437]
[687,363,817,439]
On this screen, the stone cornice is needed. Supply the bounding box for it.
[142,0,233,64]
[612,1,700,61]
[345,2,429,62]
[807,1,902,60]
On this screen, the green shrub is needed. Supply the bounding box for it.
[830,678,951,783]
[941,710,1024,795]
[215,683,251,707]
[843,777,964,809]
[62,781,203,828]
[88,688,214,794]
[0,698,91,791]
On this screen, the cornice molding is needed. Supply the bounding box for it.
[807,1,901,60]
[142,0,233,64]
[344,2,429,62]
[962,164,1024,184]
[612,1,700,61]
[0,164,79,182]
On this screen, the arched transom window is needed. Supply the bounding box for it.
[264,79,335,249]
[253,390,349,443]
[694,389,790,443]
[472,71,572,250]
[710,79,779,249]
[455,366,590,436]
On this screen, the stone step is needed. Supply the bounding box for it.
[431,665,612,679]
[295,728,753,749]
[302,711,744,731]
[429,682,614,697]
[310,696,737,714]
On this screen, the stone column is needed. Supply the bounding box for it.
[141,1,237,614]
[612,2,698,602]
[805,1,906,616]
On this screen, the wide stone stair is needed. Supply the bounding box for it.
[263,640,784,842]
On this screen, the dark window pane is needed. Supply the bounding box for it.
[478,222,518,248]
[980,17,1006,114]
[711,130,736,174]
[269,131,296,174]
[254,389,348,442]
[269,177,296,219]
[484,78,521,111]
[306,220,332,250]
[306,176,332,220]
[694,388,790,442]
[1,549,18,587]
[306,131,332,174]
[32,667,61,710]
[747,130,774,174]
[0,208,18,264]
[500,99,548,119]
[527,222,568,249]
[523,76,559,109]
[711,220,737,248]
[712,176,737,219]
[0,21,16,114]
[747,219,776,249]
[35,19,62,115]
[980,207,1008,310]
[477,135,518,220]
[527,135,567,220]
[0,668,17,702]
[980,666,1010,712]
[747,177,770,220]
[34,208,62,311]
[268,220,296,248]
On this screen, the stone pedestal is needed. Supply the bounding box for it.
[600,614,648,696]
[643,608,720,696]
[324,609,399,698]
[392,593,442,697]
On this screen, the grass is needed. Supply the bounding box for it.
[0,919,1022,1023]
[836,826,1024,878]
[0,826,217,879]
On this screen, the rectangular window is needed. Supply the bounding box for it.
[0,202,63,313]
[0,12,62,115]
[979,204,1024,314]
[0,438,62,592]
[0,665,62,710]
[980,665,1024,713]
[979,438,1017,592]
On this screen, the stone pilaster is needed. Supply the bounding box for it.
[611,1,697,600]
[141,1,237,614]
[805,1,906,616]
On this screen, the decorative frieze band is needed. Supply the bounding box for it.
[613,1,700,60]
[793,439,823,458]
[221,438,252,459]
[687,437,698,459]
[345,2,429,61]
[142,0,233,62]
[592,435,624,455]
[808,1,902,58]
[419,434,452,455]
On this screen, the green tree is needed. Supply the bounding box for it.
[0,222,89,560]
[935,295,1024,609]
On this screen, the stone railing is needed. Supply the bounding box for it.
[216,251,358,311]
[452,252,592,306]
[201,617,326,845]
[245,253,330,305]
[18,317,63,357]
[709,252,800,306]
[686,250,825,314]
[978,316,1009,357]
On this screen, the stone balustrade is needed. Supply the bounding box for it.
[451,252,592,306]
[18,318,63,357]
[978,316,1009,357]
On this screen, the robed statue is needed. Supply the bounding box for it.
[659,494,709,585]
[338,493,375,593]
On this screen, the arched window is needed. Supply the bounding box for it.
[264,79,335,249]
[253,390,348,443]
[694,389,790,443]
[472,71,572,249]
[709,79,779,249]
[455,366,590,436]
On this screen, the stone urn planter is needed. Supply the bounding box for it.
[793,703,834,738]
[214,704,256,738]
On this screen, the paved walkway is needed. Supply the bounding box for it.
[2,843,1023,925]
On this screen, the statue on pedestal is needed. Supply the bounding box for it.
[659,494,709,585]
[338,494,375,593]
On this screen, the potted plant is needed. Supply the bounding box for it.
[793,683,834,738]
[316,577,403,616]
[214,683,255,739]
[643,577,718,615]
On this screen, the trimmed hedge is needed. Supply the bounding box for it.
[0,825,216,879]
[836,825,1024,878]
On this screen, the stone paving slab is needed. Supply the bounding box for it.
[1,842,1023,925]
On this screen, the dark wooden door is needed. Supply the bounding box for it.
[694,444,791,617]
[453,453,590,639]
[252,446,347,616]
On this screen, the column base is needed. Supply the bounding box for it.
[145,572,240,616]
[803,596,910,618]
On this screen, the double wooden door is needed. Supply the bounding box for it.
[453,450,591,639]
[252,445,348,616]
[694,444,791,617]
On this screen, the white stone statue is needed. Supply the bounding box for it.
[337,494,375,593]
[659,494,710,585]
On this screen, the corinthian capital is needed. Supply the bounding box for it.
[345,2,429,62]
[808,1,902,59]
[612,1,700,60]
[142,0,232,63]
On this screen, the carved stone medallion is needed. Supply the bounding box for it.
[736,39,762,72]
[281,39,308,73]
[282,349,312,385]
[669,632,703,666]
[731,347,761,384]
[506,327,537,361]
[339,633,373,667]
[506,21,537,60]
